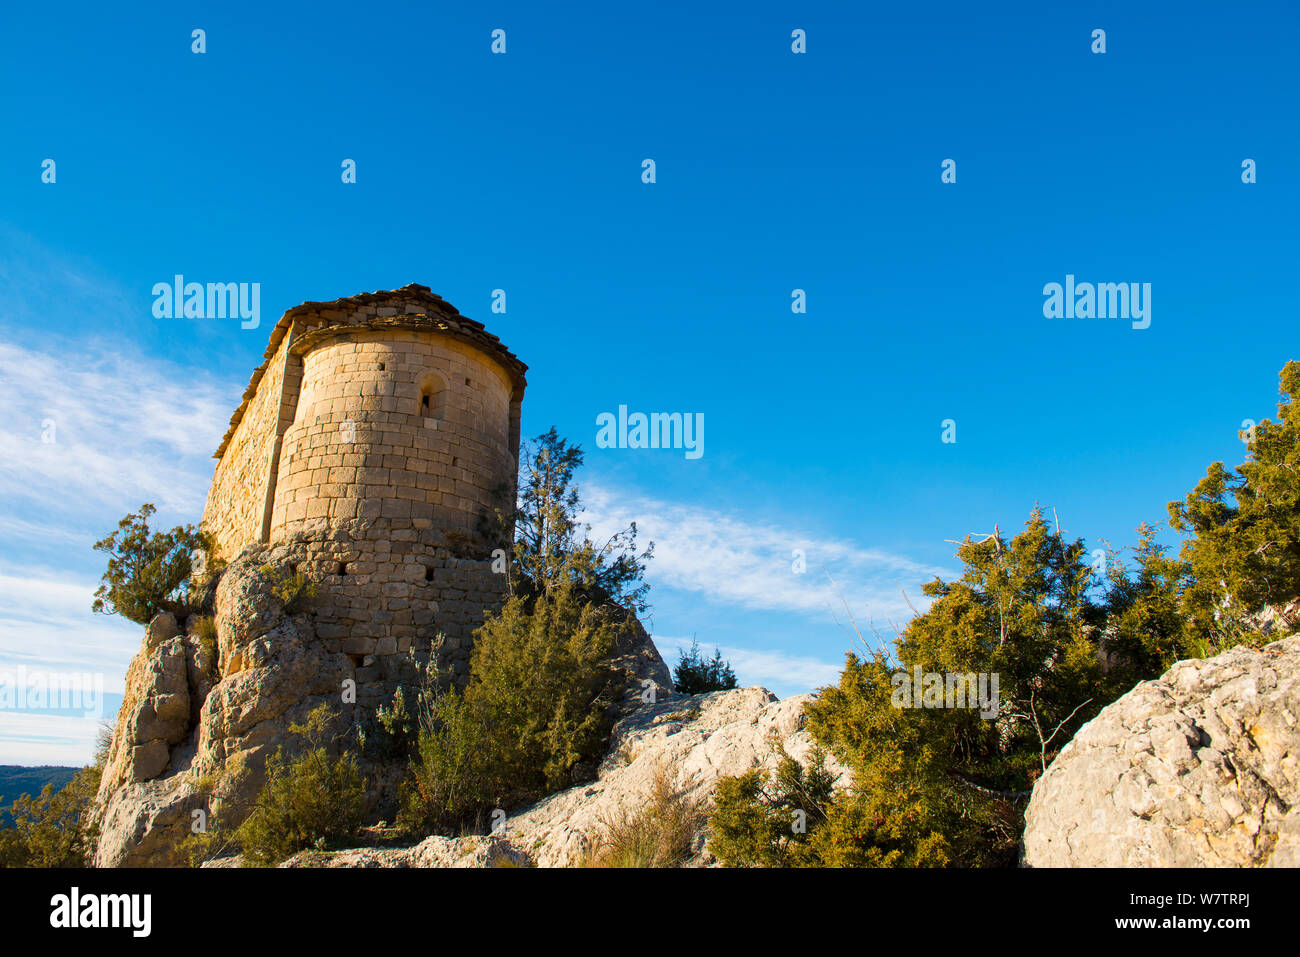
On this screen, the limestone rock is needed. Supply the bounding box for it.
[96,623,190,793]
[95,548,359,867]
[95,778,202,869]
[1023,634,1300,867]
[287,686,848,868]
[281,834,530,869]
[145,610,180,647]
[596,602,674,723]
[511,687,842,868]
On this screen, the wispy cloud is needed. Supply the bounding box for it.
[582,484,950,625]
[0,340,231,518]
[0,712,105,766]
[0,564,142,694]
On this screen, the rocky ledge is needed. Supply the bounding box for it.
[210,686,848,868]
[1023,634,1300,867]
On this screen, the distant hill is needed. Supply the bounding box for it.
[0,766,79,826]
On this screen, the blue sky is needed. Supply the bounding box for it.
[1,1,1297,764]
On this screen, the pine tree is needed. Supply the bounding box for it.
[673,639,737,694]
[511,428,653,612]
[92,504,213,624]
[1169,360,1300,648]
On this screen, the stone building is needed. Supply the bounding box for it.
[201,284,526,689]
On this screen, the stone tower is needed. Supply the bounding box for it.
[201,284,526,688]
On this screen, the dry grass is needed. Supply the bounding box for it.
[579,767,704,868]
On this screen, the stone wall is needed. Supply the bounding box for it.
[202,330,300,559]
[271,330,516,539]
[253,527,503,689]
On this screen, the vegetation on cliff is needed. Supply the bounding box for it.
[710,360,1300,867]
[401,583,620,831]
[0,727,109,867]
[233,704,366,866]
[91,503,218,625]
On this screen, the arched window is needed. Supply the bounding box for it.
[417,372,447,421]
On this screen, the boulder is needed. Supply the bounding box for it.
[94,778,202,869]
[1023,635,1300,867]
[145,610,180,647]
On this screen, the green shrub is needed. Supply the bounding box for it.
[708,510,1115,868]
[259,564,319,613]
[402,583,617,833]
[802,510,1112,867]
[235,704,365,866]
[357,684,419,760]
[709,769,785,867]
[0,764,101,868]
[709,745,837,867]
[673,639,737,694]
[92,504,213,625]
[190,614,218,658]
[1098,524,1197,674]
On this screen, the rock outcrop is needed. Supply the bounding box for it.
[93,545,671,867]
[270,686,848,868]
[94,552,353,867]
[1023,635,1300,867]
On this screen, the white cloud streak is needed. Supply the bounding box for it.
[0,712,102,766]
[0,340,231,518]
[581,483,950,626]
[0,565,142,695]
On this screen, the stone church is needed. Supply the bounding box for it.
[201,284,526,688]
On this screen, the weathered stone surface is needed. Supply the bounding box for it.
[146,610,180,647]
[1023,635,1300,867]
[95,778,202,869]
[280,834,530,869]
[97,622,191,795]
[596,602,674,723]
[510,688,843,868]
[95,553,362,867]
[275,687,847,868]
